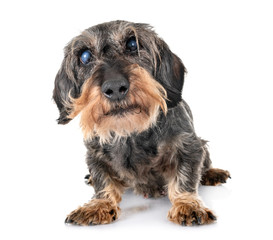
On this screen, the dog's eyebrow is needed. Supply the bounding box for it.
[123,26,140,56]
[124,26,138,39]
[81,30,96,41]
[69,31,97,53]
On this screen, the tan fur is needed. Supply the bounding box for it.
[66,180,123,225]
[66,199,120,225]
[168,180,216,225]
[68,64,167,143]
[98,180,124,206]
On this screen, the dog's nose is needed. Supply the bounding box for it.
[101,76,129,101]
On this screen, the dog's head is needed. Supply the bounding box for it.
[53,20,186,142]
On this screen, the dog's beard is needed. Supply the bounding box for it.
[68,65,167,143]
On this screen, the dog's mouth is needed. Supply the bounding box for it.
[104,104,142,116]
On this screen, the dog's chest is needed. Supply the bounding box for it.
[105,131,177,186]
[109,133,158,174]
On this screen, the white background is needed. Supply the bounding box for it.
[0,0,273,239]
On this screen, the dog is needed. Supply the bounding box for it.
[53,20,230,226]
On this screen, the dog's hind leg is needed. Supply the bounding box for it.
[200,143,231,186]
[84,174,93,186]
[200,145,231,186]
[201,168,231,186]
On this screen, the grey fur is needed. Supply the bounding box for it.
[85,100,211,197]
[53,20,230,226]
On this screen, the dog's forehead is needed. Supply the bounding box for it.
[82,21,152,46]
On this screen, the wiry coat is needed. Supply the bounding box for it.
[86,100,211,198]
[53,20,230,226]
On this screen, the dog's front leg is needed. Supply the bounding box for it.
[168,176,217,226]
[65,178,124,226]
[167,145,217,226]
[167,187,216,226]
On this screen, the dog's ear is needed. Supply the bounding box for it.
[156,43,186,108]
[53,58,79,124]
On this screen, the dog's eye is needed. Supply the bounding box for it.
[126,37,138,52]
[80,50,92,64]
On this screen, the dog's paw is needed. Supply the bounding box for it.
[65,199,120,226]
[168,198,216,226]
[84,174,93,186]
[201,168,231,186]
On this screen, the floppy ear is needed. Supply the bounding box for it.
[156,43,186,108]
[53,59,79,124]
